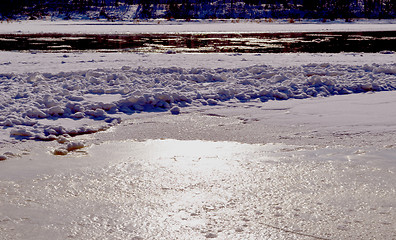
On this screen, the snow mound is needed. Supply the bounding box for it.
[1,63,396,141]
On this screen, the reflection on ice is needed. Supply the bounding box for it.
[137,139,281,173]
[0,139,395,239]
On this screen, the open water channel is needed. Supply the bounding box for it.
[0,31,395,53]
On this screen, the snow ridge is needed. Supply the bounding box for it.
[1,63,396,141]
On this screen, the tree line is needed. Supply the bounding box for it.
[1,0,395,20]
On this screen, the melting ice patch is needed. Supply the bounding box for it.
[0,63,396,141]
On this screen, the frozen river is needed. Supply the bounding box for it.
[0,20,396,240]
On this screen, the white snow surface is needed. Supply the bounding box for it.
[2,52,396,74]
[1,19,396,34]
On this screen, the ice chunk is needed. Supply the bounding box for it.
[67,95,84,101]
[271,74,287,83]
[26,73,45,83]
[53,148,68,156]
[273,91,289,100]
[66,141,85,151]
[10,128,33,138]
[3,119,14,127]
[170,106,180,115]
[71,112,85,118]
[207,99,218,105]
[380,50,395,54]
[42,95,58,108]
[26,108,48,118]
[48,106,64,116]
[57,136,69,144]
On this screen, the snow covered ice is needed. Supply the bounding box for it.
[1,59,396,143]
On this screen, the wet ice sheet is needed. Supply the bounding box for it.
[0,139,395,239]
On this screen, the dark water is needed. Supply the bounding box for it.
[0,31,395,53]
